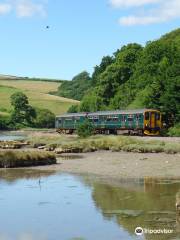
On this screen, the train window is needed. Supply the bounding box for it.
[128,117,133,122]
[145,112,149,120]
[65,118,72,122]
[94,118,99,123]
[107,118,112,122]
[155,112,160,120]
[58,119,62,124]
[113,118,118,122]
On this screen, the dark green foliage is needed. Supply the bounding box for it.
[168,123,180,137]
[92,56,114,85]
[57,71,92,100]
[10,92,36,126]
[67,104,79,113]
[35,109,55,128]
[79,91,105,112]
[0,116,9,130]
[10,92,29,111]
[79,28,180,126]
[77,119,94,138]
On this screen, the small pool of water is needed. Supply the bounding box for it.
[0,169,180,240]
[0,132,25,141]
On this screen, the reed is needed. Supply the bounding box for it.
[0,150,56,168]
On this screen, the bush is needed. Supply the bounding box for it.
[35,108,55,128]
[0,116,10,130]
[67,104,79,113]
[168,123,180,137]
[77,119,94,138]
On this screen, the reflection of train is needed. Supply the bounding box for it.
[55,109,162,136]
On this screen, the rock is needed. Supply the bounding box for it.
[54,147,64,154]
[38,146,45,150]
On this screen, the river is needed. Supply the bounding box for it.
[0,169,180,240]
[0,132,25,141]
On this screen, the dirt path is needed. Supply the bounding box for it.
[34,151,180,179]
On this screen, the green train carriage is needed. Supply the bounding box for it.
[55,109,162,136]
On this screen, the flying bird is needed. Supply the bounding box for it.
[46,26,50,29]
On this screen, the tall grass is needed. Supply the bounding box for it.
[0,150,56,168]
[28,134,180,154]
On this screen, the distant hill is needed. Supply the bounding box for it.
[161,28,180,46]
[0,74,23,80]
[56,71,92,101]
[0,74,64,83]
[0,79,79,115]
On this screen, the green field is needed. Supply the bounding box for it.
[0,79,79,115]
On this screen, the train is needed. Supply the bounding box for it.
[55,109,162,136]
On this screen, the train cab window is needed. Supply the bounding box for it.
[58,119,62,124]
[145,112,150,120]
[155,112,160,120]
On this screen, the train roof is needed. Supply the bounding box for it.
[56,109,159,118]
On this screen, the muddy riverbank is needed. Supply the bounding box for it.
[31,151,180,179]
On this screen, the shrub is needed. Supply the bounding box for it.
[35,108,55,128]
[77,119,94,138]
[168,123,180,137]
[0,116,10,130]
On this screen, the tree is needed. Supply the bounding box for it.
[35,109,55,128]
[92,56,114,85]
[67,105,79,113]
[10,92,36,125]
[11,92,29,111]
[57,71,92,100]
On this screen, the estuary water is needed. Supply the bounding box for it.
[0,169,180,240]
[0,132,25,141]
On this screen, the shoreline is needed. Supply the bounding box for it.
[29,150,180,179]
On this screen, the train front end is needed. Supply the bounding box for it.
[144,110,162,136]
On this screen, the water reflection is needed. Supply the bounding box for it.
[90,177,180,240]
[0,170,180,240]
[0,169,55,183]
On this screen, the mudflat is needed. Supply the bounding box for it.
[33,151,180,179]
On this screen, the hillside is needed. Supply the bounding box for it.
[56,71,92,101]
[67,28,180,125]
[0,79,79,115]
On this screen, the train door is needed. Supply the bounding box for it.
[150,112,155,129]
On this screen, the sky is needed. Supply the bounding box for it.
[0,0,179,80]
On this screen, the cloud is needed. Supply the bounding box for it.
[110,0,180,26]
[110,0,161,8]
[0,0,47,17]
[15,0,46,17]
[0,3,12,15]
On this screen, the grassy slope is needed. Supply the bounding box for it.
[0,79,79,115]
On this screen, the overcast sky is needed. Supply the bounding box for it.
[0,0,179,80]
